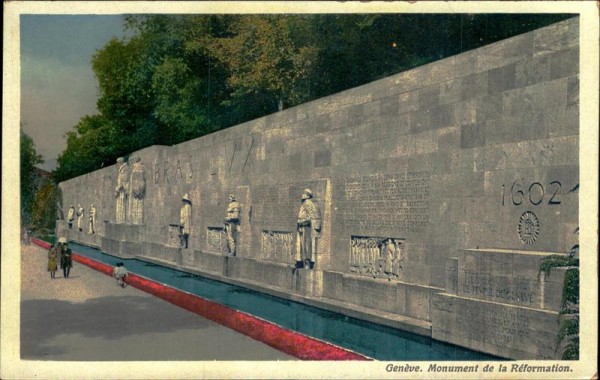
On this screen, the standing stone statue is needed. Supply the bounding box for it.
[56,201,64,220]
[88,204,96,234]
[67,205,75,229]
[55,187,64,220]
[295,188,322,269]
[180,193,192,249]
[76,204,84,232]
[115,157,129,224]
[128,156,146,224]
[383,239,397,279]
[224,194,240,256]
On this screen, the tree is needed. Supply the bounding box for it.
[54,14,574,181]
[30,178,58,233]
[20,128,44,226]
[54,115,117,182]
[207,15,319,112]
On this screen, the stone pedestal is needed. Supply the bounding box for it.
[190,250,229,276]
[296,269,324,297]
[101,222,147,258]
[227,256,295,291]
[55,220,70,241]
[68,227,102,248]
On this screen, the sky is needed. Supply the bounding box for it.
[20,15,127,171]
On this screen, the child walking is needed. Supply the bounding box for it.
[112,262,128,288]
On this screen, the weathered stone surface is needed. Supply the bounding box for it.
[534,19,578,56]
[191,250,227,276]
[58,18,579,360]
[431,292,561,359]
[456,248,566,311]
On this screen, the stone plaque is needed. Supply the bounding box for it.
[167,224,180,247]
[206,226,227,253]
[335,172,430,234]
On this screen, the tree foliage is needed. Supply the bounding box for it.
[21,128,44,225]
[30,178,58,233]
[54,13,572,182]
[207,15,319,111]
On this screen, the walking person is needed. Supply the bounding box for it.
[112,262,128,288]
[58,237,73,278]
[47,243,58,279]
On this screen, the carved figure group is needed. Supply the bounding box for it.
[114,156,146,224]
[224,194,240,255]
[350,237,403,279]
[295,189,322,269]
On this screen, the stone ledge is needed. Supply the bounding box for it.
[433,292,560,314]
[464,248,568,256]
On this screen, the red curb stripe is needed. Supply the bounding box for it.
[32,238,51,250]
[30,238,370,361]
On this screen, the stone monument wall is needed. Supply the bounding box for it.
[58,18,579,359]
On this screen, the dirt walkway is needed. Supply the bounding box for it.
[20,243,294,361]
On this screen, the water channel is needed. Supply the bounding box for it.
[68,242,500,361]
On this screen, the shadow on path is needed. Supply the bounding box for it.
[21,295,211,358]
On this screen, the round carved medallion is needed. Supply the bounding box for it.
[518,211,540,245]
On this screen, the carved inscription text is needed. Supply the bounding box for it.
[462,272,536,304]
[337,172,430,233]
[457,306,531,348]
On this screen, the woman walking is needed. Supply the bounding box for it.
[47,244,58,279]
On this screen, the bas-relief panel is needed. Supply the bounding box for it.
[349,236,405,280]
[261,230,295,263]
